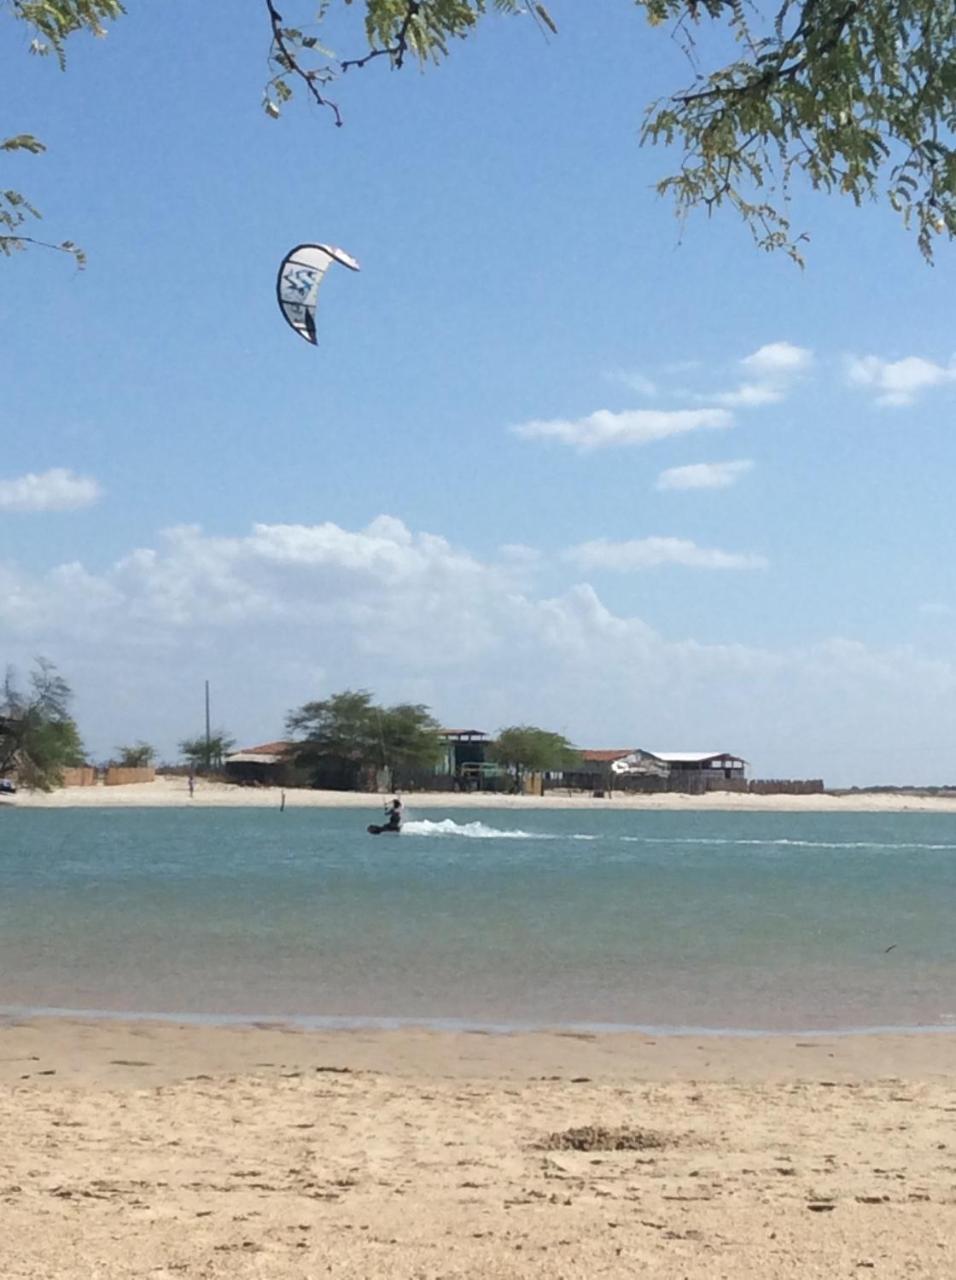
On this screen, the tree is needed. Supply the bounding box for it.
[178,729,235,773]
[5,2,956,264]
[0,657,87,790]
[379,701,444,781]
[489,724,578,789]
[286,689,379,789]
[114,741,156,768]
[286,688,442,789]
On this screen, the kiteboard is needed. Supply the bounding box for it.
[367,823,401,836]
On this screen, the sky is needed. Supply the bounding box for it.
[2,2,956,786]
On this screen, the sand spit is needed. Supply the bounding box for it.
[1,1019,955,1278]
[9,775,956,812]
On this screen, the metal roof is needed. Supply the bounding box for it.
[226,741,290,765]
[225,752,284,765]
[647,751,746,764]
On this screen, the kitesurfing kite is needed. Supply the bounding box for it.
[276,243,360,345]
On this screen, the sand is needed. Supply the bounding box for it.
[1,1019,954,1278]
[9,775,956,811]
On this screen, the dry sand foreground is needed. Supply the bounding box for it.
[2,1021,955,1278]
[10,775,956,812]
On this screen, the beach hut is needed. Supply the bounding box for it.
[438,729,490,777]
[644,751,748,782]
[224,741,293,786]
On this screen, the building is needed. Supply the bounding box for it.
[579,749,669,777]
[438,729,490,777]
[553,747,747,792]
[578,748,637,769]
[224,741,293,786]
[644,751,747,782]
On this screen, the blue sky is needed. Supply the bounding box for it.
[3,2,956,784]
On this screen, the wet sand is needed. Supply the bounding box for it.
[2,1018,955,1277]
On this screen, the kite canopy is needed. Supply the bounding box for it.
[276,243,361,345]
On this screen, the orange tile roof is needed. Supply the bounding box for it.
[579,748,636,763]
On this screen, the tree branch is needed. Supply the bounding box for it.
[340,0,421,72]
[264,0,343,126]
[0,234,85,264]
[674,0,861,105]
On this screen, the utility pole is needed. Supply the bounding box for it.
[204,680,211,772]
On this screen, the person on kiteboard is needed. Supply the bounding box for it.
[384,797,403,832]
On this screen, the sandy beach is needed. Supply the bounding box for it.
[8,775,956,812]
[1,1018,954,1278]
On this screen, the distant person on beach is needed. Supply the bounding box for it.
[188,773,195,798]
[384,797,403,831]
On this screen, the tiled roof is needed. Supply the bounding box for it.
[579,748,636,763]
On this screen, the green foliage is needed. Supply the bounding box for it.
[11,1,124,65]
[2,2,120,262]
[286,688,442,787]
[641,0,956,262]
[489,724,578,781]
[263,0,525,123]
[5,0,956,262]
[0,657,87,790]
[358,0,523,63]
[287,689,379,764]
[379,700,444,773]
[114,741,156,768]
[178,729,235,772]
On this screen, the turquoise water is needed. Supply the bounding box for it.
[2,806,955,1032]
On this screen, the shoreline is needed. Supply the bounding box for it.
[5,1004,956,1041]
[9,775,956,811]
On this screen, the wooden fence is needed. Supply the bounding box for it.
[545,774,825,796]
[748,779,825,795]
[104,766,156,787]
[61,766,97,787]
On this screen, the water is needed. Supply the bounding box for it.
[1,806,955,1033]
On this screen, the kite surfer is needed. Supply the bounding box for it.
[384,797,403,832]
[368,797,404,836]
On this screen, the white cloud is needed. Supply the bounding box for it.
[740,341,813,378]
[919,602,954,617]
[700,341,813,409]
[5,515,956,785]
[656,460,754,491]
[513,407,731,450]
[710,383,784,408]
[0,468,102,512]
[564,536,768,571]
[846,354,956,406]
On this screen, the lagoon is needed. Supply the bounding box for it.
[2,806,955,1033]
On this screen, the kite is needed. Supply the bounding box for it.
[276,243,361,345]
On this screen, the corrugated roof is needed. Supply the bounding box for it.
[648,751,744,764]
[439,729,488,738]
[226,741,290,764]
